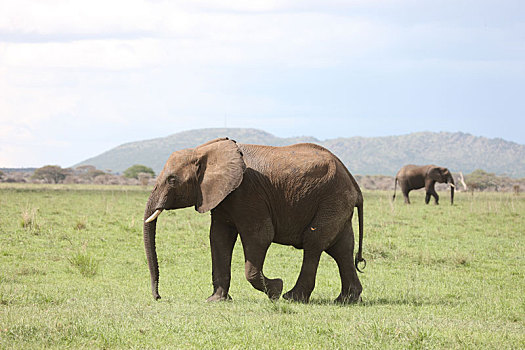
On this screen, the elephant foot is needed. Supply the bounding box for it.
[334,293,362,304]
[334,285,362,304]
[282,288,311,303]
[265,278,284,300]
[206,293,232,302]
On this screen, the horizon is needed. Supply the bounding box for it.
[1,1,524,168]
[1,128,525,170]
[2,127,525,179]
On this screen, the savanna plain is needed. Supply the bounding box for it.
[0,184,523,349]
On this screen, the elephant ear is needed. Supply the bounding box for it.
[427,166,442,182]
[194,138,246,213]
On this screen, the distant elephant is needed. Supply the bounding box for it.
[144,138,366,303]
[393,164,455,204]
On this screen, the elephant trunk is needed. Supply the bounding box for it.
[144,196,161,300]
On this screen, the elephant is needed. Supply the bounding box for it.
[143,138,366,303]
[392,164,455,204]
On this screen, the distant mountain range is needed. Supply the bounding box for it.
[74,128,525,177]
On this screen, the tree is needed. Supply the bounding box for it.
[465,169,500,192]
[123,165,155,179]
[75,165,97,175]
[75,165,106,180]
[32,165,70,184]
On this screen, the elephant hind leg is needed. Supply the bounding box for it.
[402,189,411,204]
[283,248,322,303]
[283,202,351,303]
[325,223,362,303]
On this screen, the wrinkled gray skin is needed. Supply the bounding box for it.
[144,138,365,303]
[393,164,455,205]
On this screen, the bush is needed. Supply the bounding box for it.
[20,208,40,232]
[123,165,155,179]
[69,252,99,277]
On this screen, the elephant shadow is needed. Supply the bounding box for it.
[307,295,458,307]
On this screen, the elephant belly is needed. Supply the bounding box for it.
[403,177,425,190]
[272,229,305,248]
[271,209,316,249]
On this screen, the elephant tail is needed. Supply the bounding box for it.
[355,198,366,273]
[392,177,398,201]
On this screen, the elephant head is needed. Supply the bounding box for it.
[428,166,455,204]
[143,138,245,299]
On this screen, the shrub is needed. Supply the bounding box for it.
[74,218,87,231]
[69,252,99,277]
[20,208,40,232]
[123,165,155,179]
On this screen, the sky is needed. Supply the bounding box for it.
[1,0,524,168]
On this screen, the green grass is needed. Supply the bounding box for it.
[0,183,523,349]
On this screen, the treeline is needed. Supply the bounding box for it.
[1,166,523,193]
[0,165,156,186]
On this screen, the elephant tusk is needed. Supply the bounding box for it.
[449,183,456,188]
[145,209,163,223]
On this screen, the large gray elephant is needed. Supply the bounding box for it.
[393,164,455,204]
[143,138,366,303]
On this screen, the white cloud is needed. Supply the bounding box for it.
[2,39,163,69]
[0,0,157,35]
[157,13,394,68]
[1,0,394,68]
[0,0,523,168]
[0,68,79,125]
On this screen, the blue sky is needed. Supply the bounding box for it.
[1,0,524,168]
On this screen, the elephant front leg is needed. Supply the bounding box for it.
[425,181,439,204]
[207,218,237,302]
[425,189,439,205]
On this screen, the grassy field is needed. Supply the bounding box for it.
[0,183,523,349]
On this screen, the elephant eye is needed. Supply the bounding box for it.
[167,175,179,186]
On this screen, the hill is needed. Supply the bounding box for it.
[74,129,525,177]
